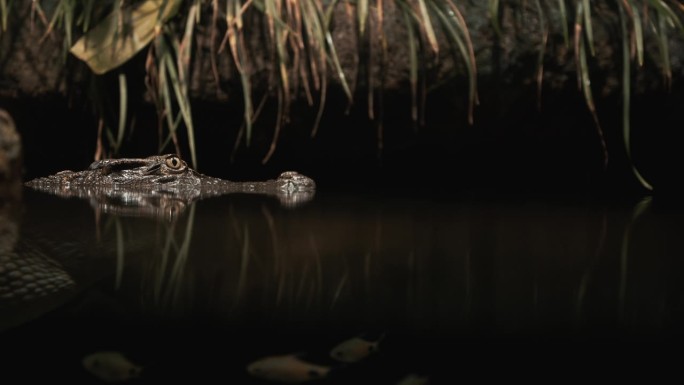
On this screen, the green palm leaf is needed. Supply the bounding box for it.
[70,0,182,74]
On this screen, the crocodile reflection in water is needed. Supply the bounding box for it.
[25,154,316,218]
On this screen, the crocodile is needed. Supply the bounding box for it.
[24,154,316,216]
[3,154,315,326]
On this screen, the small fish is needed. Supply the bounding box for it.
[246,353,333,383]
[396,373,430,385]
[329,332,386,363]
[82,351,142,383]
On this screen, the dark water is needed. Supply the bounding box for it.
[2,187,683,383]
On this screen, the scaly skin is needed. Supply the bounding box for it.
[25,154,316,212]
[26,154,314,192]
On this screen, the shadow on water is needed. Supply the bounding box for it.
[2,187,684,383]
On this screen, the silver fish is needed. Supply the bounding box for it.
[329,333,385,363]
[246,353,332,383]
[396,373,430,385]
[82,351,142,383]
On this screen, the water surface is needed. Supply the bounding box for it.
[1,187,682,383]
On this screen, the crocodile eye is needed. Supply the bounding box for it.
[165,156,182,170]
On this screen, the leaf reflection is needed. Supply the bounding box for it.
[574,208,607,324]
[619,197,652,322]
[140,202,197,312]
[44,192,675,338]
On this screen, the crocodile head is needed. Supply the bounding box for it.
[85,154,200,187]
[26,154,201,189]
[25,154,317,216]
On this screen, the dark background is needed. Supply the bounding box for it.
[4,76,683,198]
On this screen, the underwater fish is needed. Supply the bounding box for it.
[246,353,333,383]
[329,332,386,363]
[81,351,142,383]
[396,373,430,385]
